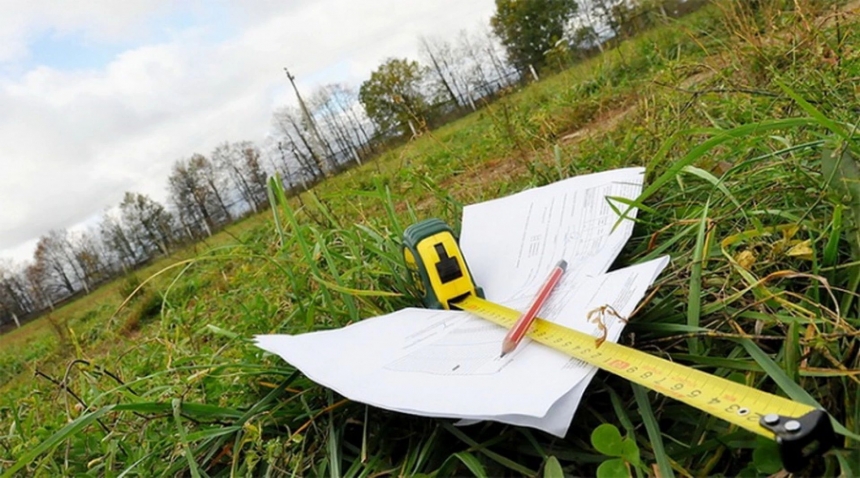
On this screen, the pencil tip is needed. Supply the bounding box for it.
[558,259,567,271]
[499,352,506,358]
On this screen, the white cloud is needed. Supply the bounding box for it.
[0,0,497,262]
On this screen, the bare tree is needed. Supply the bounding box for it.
[190,154,233,223]
[25,262,55,311]
[309,84,373,168]
[238,142,270,210]
[167,156,231,237]
[272,139,306,191]
[0,260,36,327]
[212,142,269,214]
[119,192,174,257]
[32,230,79,296]
[273,106,327,180]
[588,0,627,39]
[456,28,516,101]
[100,210,140,272]
[170,203,200,242]
[69,229,109,289]
[456,30,488,101]
[479,26,517,88]
[575,1,607,54]
[419,36,465,107]
[329,84,375,156]
[212,143,247,211]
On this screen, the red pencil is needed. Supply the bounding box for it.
[500,259,567,357]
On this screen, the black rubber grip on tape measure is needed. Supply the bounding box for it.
[434,243,463,283]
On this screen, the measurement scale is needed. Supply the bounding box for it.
[402,218,835,473]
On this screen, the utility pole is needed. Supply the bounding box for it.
[284,68,330,175]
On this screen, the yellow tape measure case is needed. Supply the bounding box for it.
[402,218,484,310]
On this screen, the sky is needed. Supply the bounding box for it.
[0,0,497,264]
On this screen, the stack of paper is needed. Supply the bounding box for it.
[255,167,669,437]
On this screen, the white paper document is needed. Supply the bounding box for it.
[255,167,669,437]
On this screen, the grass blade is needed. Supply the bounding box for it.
[632,385,675,478]
[453,451,488,478]
[327,415,342,478]
[441,423,535,476]
[172,398,204,478]
[687,200,710,355]
[739,339,818,407]
[622,117,820,225]
[775,80,849,140]
[681,165,743,211]
[738,339,860,441]
[1,406,113,478]
[267,175,288,246]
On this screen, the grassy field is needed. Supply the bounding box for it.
[3,1,860,476]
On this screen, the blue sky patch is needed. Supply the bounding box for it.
[27,30,129,71]
[16,3,237,73]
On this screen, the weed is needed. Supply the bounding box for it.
[118,291,164,336]
[117,274,144,301]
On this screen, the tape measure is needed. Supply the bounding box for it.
[402,218,835,472]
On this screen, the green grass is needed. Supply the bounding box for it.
[3,1,860,475]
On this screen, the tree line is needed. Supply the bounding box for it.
[0,0,707,331]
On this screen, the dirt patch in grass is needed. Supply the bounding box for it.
[559,103,639,144]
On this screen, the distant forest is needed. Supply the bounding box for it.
[0,0,708,331]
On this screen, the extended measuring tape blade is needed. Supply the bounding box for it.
[456,296,808,436]
[453,295,835,471]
